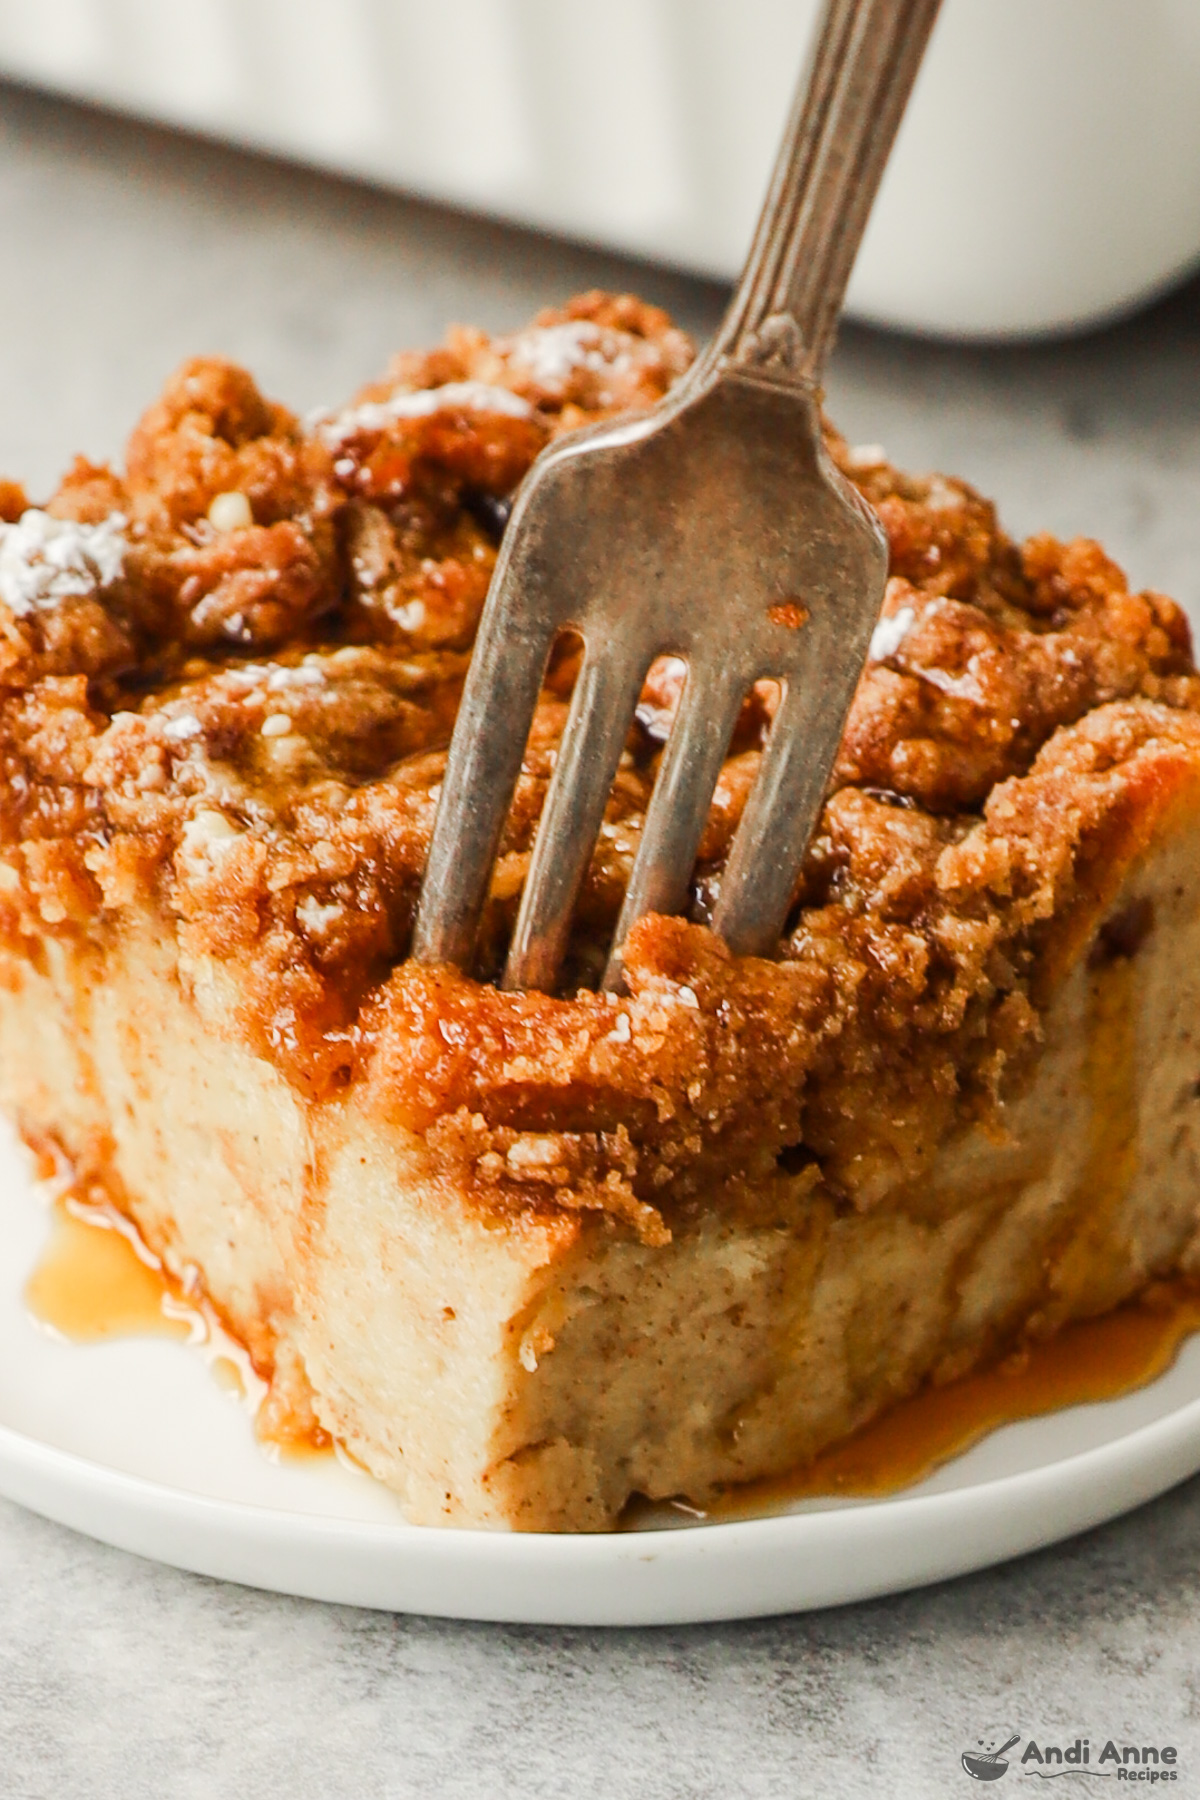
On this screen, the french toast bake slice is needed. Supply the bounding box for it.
[2,293,1199,1530]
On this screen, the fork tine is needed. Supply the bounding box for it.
[710,674,844,959]
[603,663,747,990]
[411,621,550,970]
[502,647,647,994]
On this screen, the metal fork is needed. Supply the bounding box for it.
[413,0,942,992]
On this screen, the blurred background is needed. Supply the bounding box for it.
[1,0,1199,336]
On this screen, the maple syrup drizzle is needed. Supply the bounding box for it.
[24,1178,338,1461]
[700,1281,1200,1521]
[25,1185,269,1413]
[27,1190,192,1343]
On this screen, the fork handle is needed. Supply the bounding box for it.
[713,0,942,386]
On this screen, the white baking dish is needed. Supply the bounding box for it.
[2,0,1199,339]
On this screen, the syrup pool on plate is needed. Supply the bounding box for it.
[23,1176,349,1467]
[26,1181,274,1408]
[27,1188,192,1343]
[702,1281,1200,1521]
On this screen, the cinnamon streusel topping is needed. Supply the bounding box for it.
[2,290,1197,1241]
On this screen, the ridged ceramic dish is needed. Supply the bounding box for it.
[1,0,1199,337]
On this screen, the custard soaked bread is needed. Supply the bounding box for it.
[2,293,1200,1529]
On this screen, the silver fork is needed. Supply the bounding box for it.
[413,0,942,992]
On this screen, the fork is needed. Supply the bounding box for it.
[412,0,942,992]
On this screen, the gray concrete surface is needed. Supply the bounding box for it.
[0,78,1198,1800]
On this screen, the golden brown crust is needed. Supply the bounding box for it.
[1,293,1198,1241]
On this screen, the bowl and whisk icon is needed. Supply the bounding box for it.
[962,1726,1022,1780]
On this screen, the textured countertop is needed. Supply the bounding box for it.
[1,81,1199,1800]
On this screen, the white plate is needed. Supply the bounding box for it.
[2,1125,1200,1627]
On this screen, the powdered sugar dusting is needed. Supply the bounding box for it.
[507,320,636,384]
[162,713,203,743]
[215,660,328,703]
[314,382,534,446]
[0,510,127,616]
[869,605,916,663]
[844,442,888,472]
[267,663,325,692]
[296,894,345,937]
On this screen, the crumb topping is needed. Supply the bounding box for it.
[2,289,1198,1242]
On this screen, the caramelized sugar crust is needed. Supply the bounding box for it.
[2,290,1199,1245]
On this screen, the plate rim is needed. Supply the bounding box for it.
[2,1379,1199,1625]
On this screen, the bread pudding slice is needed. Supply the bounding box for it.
[2,292,1200,1530]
